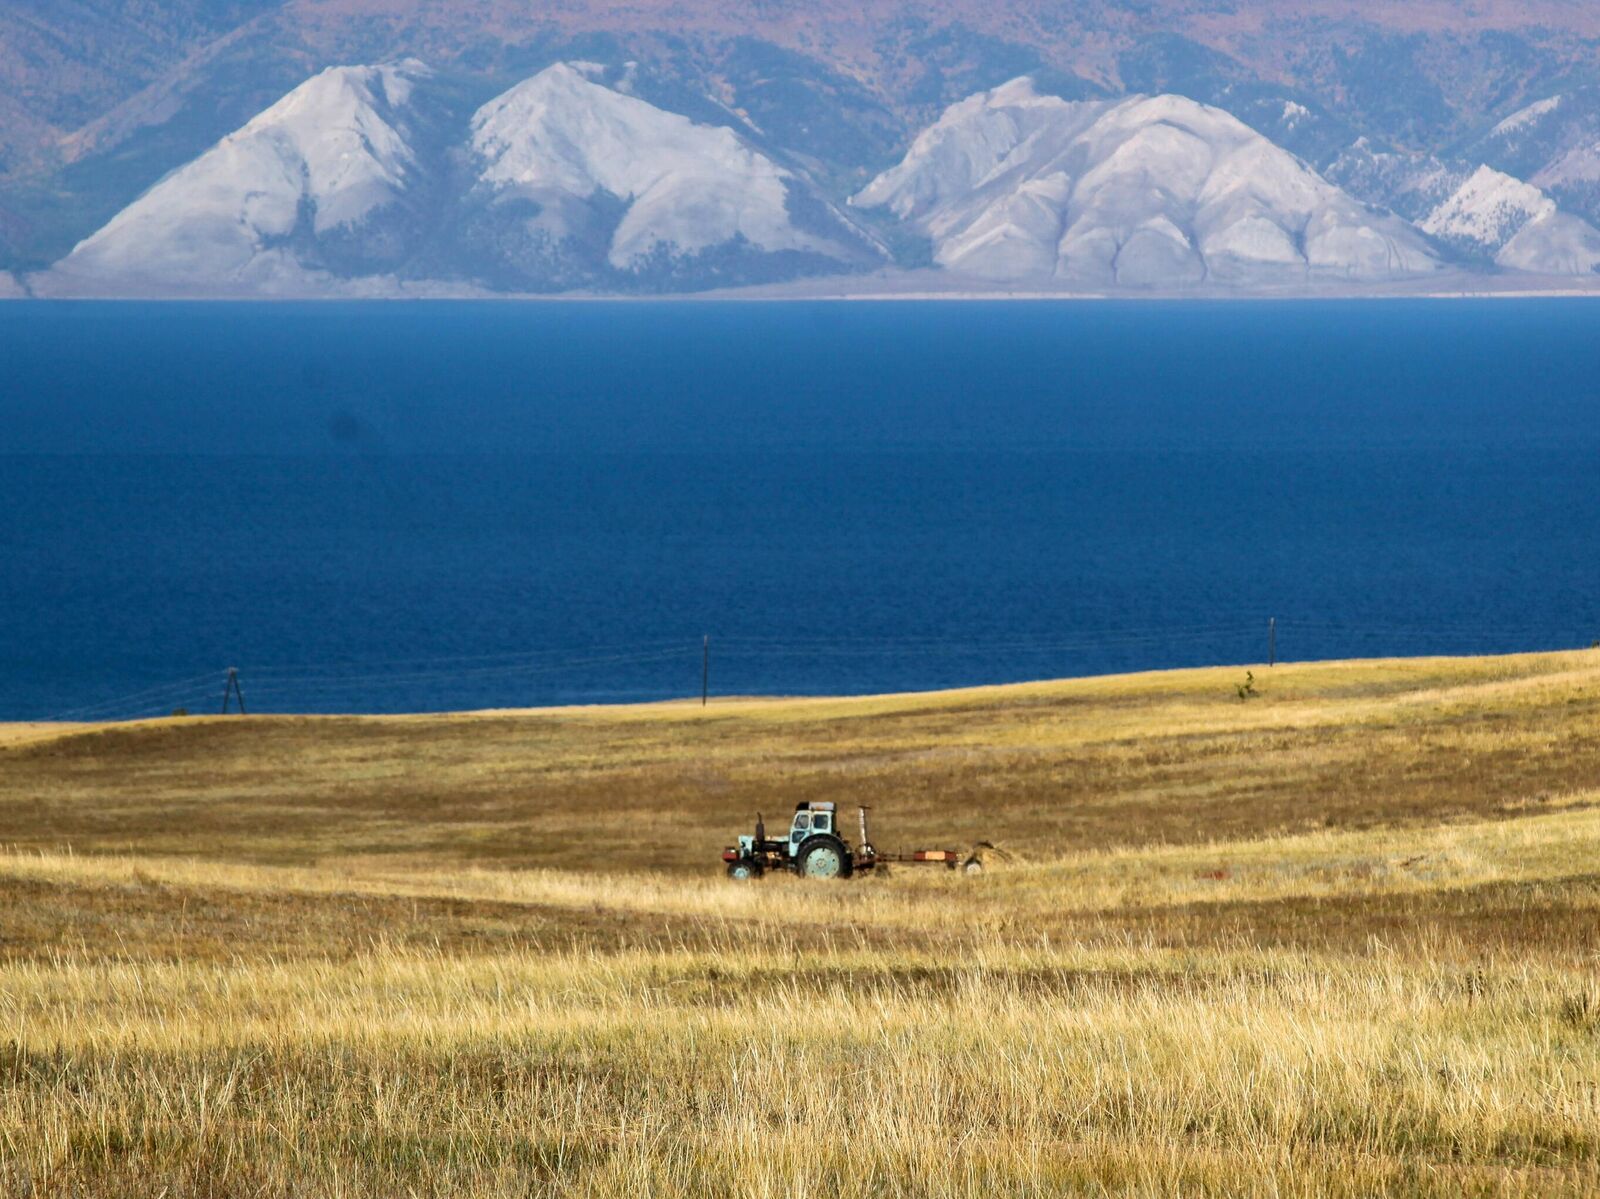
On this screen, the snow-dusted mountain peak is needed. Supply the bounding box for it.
[247,61,426,234]
[851,77,1083,226]
[47,59,879,295]
[470,62,763,204]
[1280,101,1312,128]
[856,78,1438,287]
[469,63,871,269]
[38,59,1599,296]
[1417,164,1600,273]
[1420,165,1555,249]
[1492,96,1564,138]
[58,61,433,289]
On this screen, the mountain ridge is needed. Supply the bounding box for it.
[21,54,1600,295]
[53,62,435,293]
[42,62,888,297]
[9,0,1600,278]
[853,82,1439,287]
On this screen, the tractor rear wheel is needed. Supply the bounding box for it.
[727,859,761,880]
[797,836,853,880]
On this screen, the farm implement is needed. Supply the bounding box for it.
[721,801,986,880]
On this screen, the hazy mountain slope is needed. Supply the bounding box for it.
[1323,139,1463,223]
[1223,93,1359,172]
[1468,90,1598,177]
[1536,141,1600,206]
[855,79,1438,287]
[53,63,433,292]
[0,0,286,175]
[270,0,1600,160]
[1324,128,1600,276]
[1460,88,1600,228]
[1496,211,1600,274]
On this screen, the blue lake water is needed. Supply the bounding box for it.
[2,299,1598,719]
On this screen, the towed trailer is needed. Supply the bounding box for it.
[721,801,984,880]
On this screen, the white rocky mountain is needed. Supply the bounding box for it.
[853,79,1439,287]
[467,63,875,273]
[37,64,1600,295]
[46,61,879,294]
[1418,164,1600,274]
[1460,89,1600,232]
[55,62,432,292]
[1494,210,1600,275]
[1420,165,1555,250]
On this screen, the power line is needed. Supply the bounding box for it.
[30,618,1597,720]
[45,672,226,722]
[242,638,691,679]
[239,648,695,696]
[709,630,1262,658]
[710,623,1253,648]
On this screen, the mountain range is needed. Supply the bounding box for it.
[7,1,1600,296]
[852,82,1437,286]
[45,61,881,296]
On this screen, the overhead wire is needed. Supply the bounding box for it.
[45,672,227,722]
[240,647,695,696]
[29,617,1597,719]
[242,638,691,679]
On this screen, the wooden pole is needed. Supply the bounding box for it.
[1268,618,1277,668]
[221,667,246,715]
[702,636,710,707]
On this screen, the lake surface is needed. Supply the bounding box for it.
[2,299,1598,719]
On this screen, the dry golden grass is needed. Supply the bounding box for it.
[3,651,1599,1196]
[7,650,1600,871]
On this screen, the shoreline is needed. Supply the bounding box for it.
[6,647,1592,732]
[8,266,1600,304]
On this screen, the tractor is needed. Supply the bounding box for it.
[722,801,984,880]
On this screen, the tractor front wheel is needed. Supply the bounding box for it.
[727,859,761,880]
[797,836,853,880]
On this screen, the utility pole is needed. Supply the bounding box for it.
[1268,618,1277,668]
[221,667,246,715]
[702,635,710,707]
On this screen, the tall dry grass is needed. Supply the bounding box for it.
[5,939,1599,1196]
[4,652,1600,1195]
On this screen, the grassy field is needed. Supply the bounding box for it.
[3,651,1599,1196]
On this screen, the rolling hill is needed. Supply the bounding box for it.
[4,650,1600,1195]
